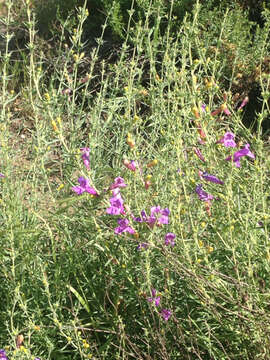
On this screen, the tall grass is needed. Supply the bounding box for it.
[0,0,270,359]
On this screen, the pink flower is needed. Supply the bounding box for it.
[238,96,249,110]
[80,147,90,170]
[123,159,137,171]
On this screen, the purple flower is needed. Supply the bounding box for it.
[195,184,214,202]
[123,159,137,171]
[106,188,125,215]
[149,206,170,227]
[199,171,224,185]
[133,210,148,223]
[114,218,135,235]
[217,132,236,148]
[0,173,4,178]
[201,103,206,112]
[160,309,172,321]
[0,350,7,360]
[133,207,170,227]
[225,143,255,168]
[137,242,148,251]
[72,177,98,196]
[148,289,161,307]
[164,233,176,247]
[109,177,127,190]
[80,147,90,170]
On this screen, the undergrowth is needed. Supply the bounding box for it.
[0,0,270,359]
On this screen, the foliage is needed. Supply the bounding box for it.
[0,0,270,359]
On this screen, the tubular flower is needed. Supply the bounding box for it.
[0,350,8,360]
[123,159,137,171]
[195,184,214,202]
[160,309,172,321]
[197,123,206,144]
[199,171,224,185]
[164,233,176,247]
[147,289,161,307]
[80,147,90,170]
[133,207,170,228]
[106,188,125,215]
[72,177,98,196]
[137,242,148,251]
[114,218,135,235]
[109,177,127,190]
[238,96,249,110]
[148,206,170,227]
[217,132,236,148]
[211,103,231,116]
[225,143,255,167]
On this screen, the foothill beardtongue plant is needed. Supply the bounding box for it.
[148,289,161,307]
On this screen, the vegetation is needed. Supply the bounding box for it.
[0,0,270,359]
